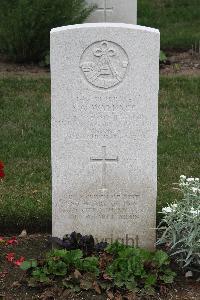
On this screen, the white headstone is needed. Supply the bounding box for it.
[85,0,137,24]
[51,23,160,250]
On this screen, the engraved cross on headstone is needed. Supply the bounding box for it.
[90,146,118,191]
[96,0,113,22]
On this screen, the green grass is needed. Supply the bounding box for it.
[158,77,200,210]
[138,0,200,49]
[0,78,51,233]
[0,76,200,233]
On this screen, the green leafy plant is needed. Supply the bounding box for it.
[159,50,167,63]
[20,242,175,295]
[157,175,200,273]
[20,249,99,287]
[0,0,94,62]
[78,256,100,275]
[20,259,37,270]
[105,242,176,294]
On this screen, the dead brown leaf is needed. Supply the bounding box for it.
[103,273,112,280]
[99,253,113,270]
[73,269,82,279]
[60,289,72,299]
[80,273,96,290]
[93,281,101,294]
[114,291,123,300]
[106,290,114,299]
[123,292,137,300]
[39,287,63,300]
[39,289,55,300]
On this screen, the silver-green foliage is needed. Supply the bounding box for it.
[157,175,200,272]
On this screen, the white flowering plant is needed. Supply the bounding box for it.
[157,175,200,273]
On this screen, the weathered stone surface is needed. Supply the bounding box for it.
[51,23,160,249]
[85,0,137,24]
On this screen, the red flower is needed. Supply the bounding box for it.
[0,169,5,178]
[7,237,18,245]
[0,161,4,169]
[6,253,15,262]
[0,161,5,178]
[14,256,25,266]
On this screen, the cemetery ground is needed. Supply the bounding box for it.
[0,234,200,300]
[0,73,200,299]
[0,2,200,298]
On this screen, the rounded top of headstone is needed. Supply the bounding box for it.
[51,23,160,35]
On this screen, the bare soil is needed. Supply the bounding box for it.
[160,50,200,76]
[0,235,199,300]
[0,60,50,77]
[0,51,200,77]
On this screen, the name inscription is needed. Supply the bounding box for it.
[74,96,136,112]
[52,95,139,140]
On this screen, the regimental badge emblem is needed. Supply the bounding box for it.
[80,40,129,89]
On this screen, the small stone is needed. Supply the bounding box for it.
[19,229,27,237]
[185,271,193,278]
[169,56,178,64]
[12,281,21,288]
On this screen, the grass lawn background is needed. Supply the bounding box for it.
[0,76,200,233]
[138,0,200,49]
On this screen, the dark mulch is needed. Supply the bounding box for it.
[0,234,50,299]
[0,234,199,300]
